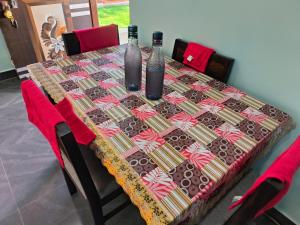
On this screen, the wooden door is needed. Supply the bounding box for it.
[0,0,36,68]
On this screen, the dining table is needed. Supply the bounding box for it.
[27,44,294,225]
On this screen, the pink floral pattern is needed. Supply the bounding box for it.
[199,98,225,114]
[179,67,199,76]
[100,63,121,71]
[74,59,93,67]
[241,107,268,123]
[164,92,187,104]
[98,78,120,89]
[133,129,165,154]
[102,53,122,64]
[214,123,244,143]
[164,74,178,85]
[69,71,89,82]
[222,87,246,100]
[47,66,62,74]
[181,142,215,169]
[93,95,120,110]
[169,112,198,131]
[143,168,176,200]
[97,120,121,137]
[191,81,211,92]
[131,104,158,120]
[68,88,85,100]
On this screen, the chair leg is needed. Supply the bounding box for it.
[62,169,104,225]
[87,195,105,225]
[62,169,77,196]
[63,169,104,225]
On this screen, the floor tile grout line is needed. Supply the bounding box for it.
[0,158,26,225]
[16,207,26,225]
[18,182,67,210]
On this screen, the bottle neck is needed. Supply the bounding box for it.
[152,45,162,54]
[128,37,138,45]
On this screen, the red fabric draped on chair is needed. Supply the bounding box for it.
[21,80,96,167]
[183,42,215,73]
[230,135,300,217]
[55,98,96,145]
[21,80,65,167]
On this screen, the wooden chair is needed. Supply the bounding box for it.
[225,135,300,225]
[224,178,285,225]
[62,24,119,56]
[56,123,131,225]
[22,80,131,225]
[172,39,234,83]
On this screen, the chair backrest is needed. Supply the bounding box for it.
[21,80,100,203]
[62,24,120,56]
[62,32,81,56]
[172,38,234,83]
[224,178,284,225]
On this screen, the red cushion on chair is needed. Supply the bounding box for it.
[74,24,119,53]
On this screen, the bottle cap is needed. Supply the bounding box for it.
[152,31,163,46]
[128,25,138,38]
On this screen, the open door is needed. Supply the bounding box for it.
[97,0,129,44]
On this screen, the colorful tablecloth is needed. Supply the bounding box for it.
[28,45,294,225]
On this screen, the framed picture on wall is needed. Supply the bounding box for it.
[22,0,73,61]
[31,3,67,60]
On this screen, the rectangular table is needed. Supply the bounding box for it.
[28,45,294,225]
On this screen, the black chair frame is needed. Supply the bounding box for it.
[56,122,130,225]
[39,83,130,225]
[224,178,284,225]
[62,32,82,56]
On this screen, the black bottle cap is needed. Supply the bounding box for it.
[128,25,138,38]
[152,31,163,46]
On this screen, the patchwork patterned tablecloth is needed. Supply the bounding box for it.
[28,45,294,225]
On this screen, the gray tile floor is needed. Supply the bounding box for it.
[0,78,258,225]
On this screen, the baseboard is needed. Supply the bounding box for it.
[0,69,18,81]
[265,208,296,225]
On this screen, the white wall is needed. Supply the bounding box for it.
[0,29,14,73]
[130,0,300,223]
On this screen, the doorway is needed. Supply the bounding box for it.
[97,0,129,44]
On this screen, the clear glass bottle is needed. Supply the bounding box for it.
[124,25,142,91]
[146,31,165,100]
